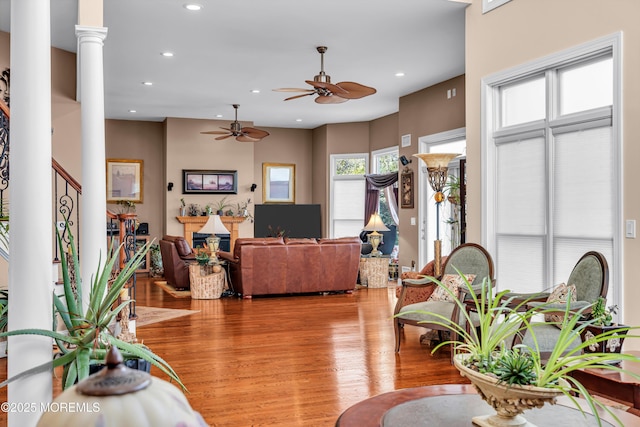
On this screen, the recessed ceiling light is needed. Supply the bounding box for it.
[215,114,223,118]
[250,89,260,94]
[184,4,202,11]
[395,72,405,77]
[142,81,153,86]
[128,109,137,113]
[295,119,303,122]
[161,52,174,57]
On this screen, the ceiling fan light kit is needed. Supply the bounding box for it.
[274,46,376,104]
[200,104,269,142]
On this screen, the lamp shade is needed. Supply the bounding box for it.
[412,153,460,168]
[363,213,390,232]
[197,215,230,235]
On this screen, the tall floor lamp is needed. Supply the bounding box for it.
[413,153,460,277]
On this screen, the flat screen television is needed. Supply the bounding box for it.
[254,204,322,238]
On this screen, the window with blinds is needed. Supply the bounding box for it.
[485,44,619,307]
[330,154,368,238]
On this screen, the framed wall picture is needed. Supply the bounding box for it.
[106,159,143,203]
[263,163,295,204]
[182,170,238,194]
[400,168,414,209]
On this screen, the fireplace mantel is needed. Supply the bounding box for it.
[176,216,245,252]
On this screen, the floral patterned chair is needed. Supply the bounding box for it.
[393,243,495,361]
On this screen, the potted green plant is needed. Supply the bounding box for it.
[399,272,640,427]
[195,248,210,266]
[212,196,230,215]
[0,224,185,391]
[579,296,627,354]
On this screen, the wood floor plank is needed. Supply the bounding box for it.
[0,277,464,426]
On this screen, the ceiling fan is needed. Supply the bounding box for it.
[274,46,377,104]
[200,104,269,142]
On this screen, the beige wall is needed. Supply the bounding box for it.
[312,125,328,236]
[105,120,165,243]
[254,126,314,206]
[370,113,398,153]
[465,0,640,343]
[396,75,466,271]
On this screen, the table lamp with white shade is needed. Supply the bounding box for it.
[363,213,390,257]
[198,215,230,263]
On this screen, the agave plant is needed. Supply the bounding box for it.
[398,270,640,426]
[0,224,184,390]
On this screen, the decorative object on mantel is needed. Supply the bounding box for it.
[36,346,209,427]
[200,104,269,142]
[180,198,187,216]
[413,152,460,276]
[398,273,640,427]
[274,46,376,104]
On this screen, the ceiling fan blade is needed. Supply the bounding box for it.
[284,93,315,101]
[315,95,348,104]
[242,127,270,139]
[273,88,315,93]
[215,134,233,140]
[305,80,348,95]
[201,130,230,135]
[236,135,261,142]
[334,81,377,99]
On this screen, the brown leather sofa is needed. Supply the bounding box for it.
[218,236,361,298]
[159,235,196,290]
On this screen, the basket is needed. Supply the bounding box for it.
[188,264,226,299]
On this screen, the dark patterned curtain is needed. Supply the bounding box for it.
[364,172,398,225]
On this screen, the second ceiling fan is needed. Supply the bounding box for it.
[274,46,376,104]
[200,104,269,142]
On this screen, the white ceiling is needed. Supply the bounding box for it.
[0,0,466,130]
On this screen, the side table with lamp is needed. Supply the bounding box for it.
[193,215,234,297]
[360,213,392,288]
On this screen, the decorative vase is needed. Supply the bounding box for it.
[580,324,628,354]
[180,207,186,216]
[453,354,563,427]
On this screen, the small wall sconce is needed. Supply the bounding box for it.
[250,183,257,192]
[400,155,412,166]
[167,182,174,191]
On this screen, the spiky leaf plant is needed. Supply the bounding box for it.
[0,223,184,391]
[397,269,640,427]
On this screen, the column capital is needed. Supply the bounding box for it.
[75,25,108,44]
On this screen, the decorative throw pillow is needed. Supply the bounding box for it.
[544,283,577,325]
[429,273,476,302]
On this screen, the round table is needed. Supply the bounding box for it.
[335,384,640,426]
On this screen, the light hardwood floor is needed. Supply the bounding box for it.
[0,277,464,426]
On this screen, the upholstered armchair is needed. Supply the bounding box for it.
[393,243,495,360]
[512,251,609,356]
[159,235,196,290]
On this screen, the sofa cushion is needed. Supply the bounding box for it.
[173,237,193,257]
[284,238,318,245]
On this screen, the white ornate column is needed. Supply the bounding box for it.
[75,25,108,310]
[8,1,53,426]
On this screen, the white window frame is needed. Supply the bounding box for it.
[481,33,623,314]
[329,153,369,239]
[371,147,399,174]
